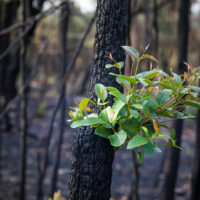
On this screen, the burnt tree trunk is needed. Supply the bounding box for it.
[19,0,27,199]
[161,1,190,200]
[50,1,69,197]
[0,0,19,130]
[68,0,127,199]
[190,111,200,200]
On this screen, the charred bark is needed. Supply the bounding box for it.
[161,1,190,200]
[50,1,69,197]
[68,0,127,199]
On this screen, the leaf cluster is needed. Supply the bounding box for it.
[68,46,200,163]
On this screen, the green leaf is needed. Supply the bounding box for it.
[105,106,114,122]
[79,98,90,112]
[135,151,143,164]
[116,77,131,88]
[112,99,125,121]
[107,87,127,103]
[137,69,160,79]
[105,64,114,69]
[120,118,139,137]
[108,130,127,147]
[142,141,154,155]
[154,147,162,153]
[172,72,182,85]
[138,78,149,86]
[132,104,143,110]
[159,124,169,130]
[189,86,200,93]
[156,89,171,105]
[171,128,176,139]
[141,126,149,135]
[95,84,108,101]
[142,54,159,63]
[95,127,112,138]
[106,62,124,69]
[71,117,105,128]
[127,135,148,149]
[121,46,139,59]
[156,82,175,90]
[130,109,139,118]
[109,73,137,85]
[158,111,174,118]
[86,113,98,118]
[99,107,113,122]
[182,100,200,109]
[117,62,124,69]
[147,98,157,106]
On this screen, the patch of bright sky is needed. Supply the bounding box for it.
[44,0,199,16]
[73,0,96,13]
[192,0,200,15]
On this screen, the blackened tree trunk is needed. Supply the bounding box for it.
[68,1,127,199]
[19,1,44,199]
[161,1,190,200]
[0,0,19,130]
[152,0,159,58]
[19,0,27,199]
[190,111,200,200]
[50,1,69,197]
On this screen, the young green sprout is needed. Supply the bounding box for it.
[68,46,200,163]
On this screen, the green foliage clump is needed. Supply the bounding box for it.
[68,46,200,163]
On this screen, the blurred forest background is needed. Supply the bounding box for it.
[0,0,200,200]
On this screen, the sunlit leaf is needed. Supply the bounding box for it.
[121,46,139,59]
[107,87,127,103]
[116,77,131,88]
[71,117,105,128]
[109,73,137,85]
[132,104,143,110]
[95,84,108,101]
[79,98,90,112]
[105,64,114,69]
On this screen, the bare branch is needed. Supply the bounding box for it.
[0,3,63,61]
[0,3,62,36]
[63,13,95,83]
[0,44,47,120]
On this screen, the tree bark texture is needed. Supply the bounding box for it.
[161,1,190,200]
[68,1,127,200]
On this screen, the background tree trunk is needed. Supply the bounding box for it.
[161,1,190,200]
[50,1,69,197]
[68,0,127,199]
[0,0,19,130]
[190,112,200,200]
